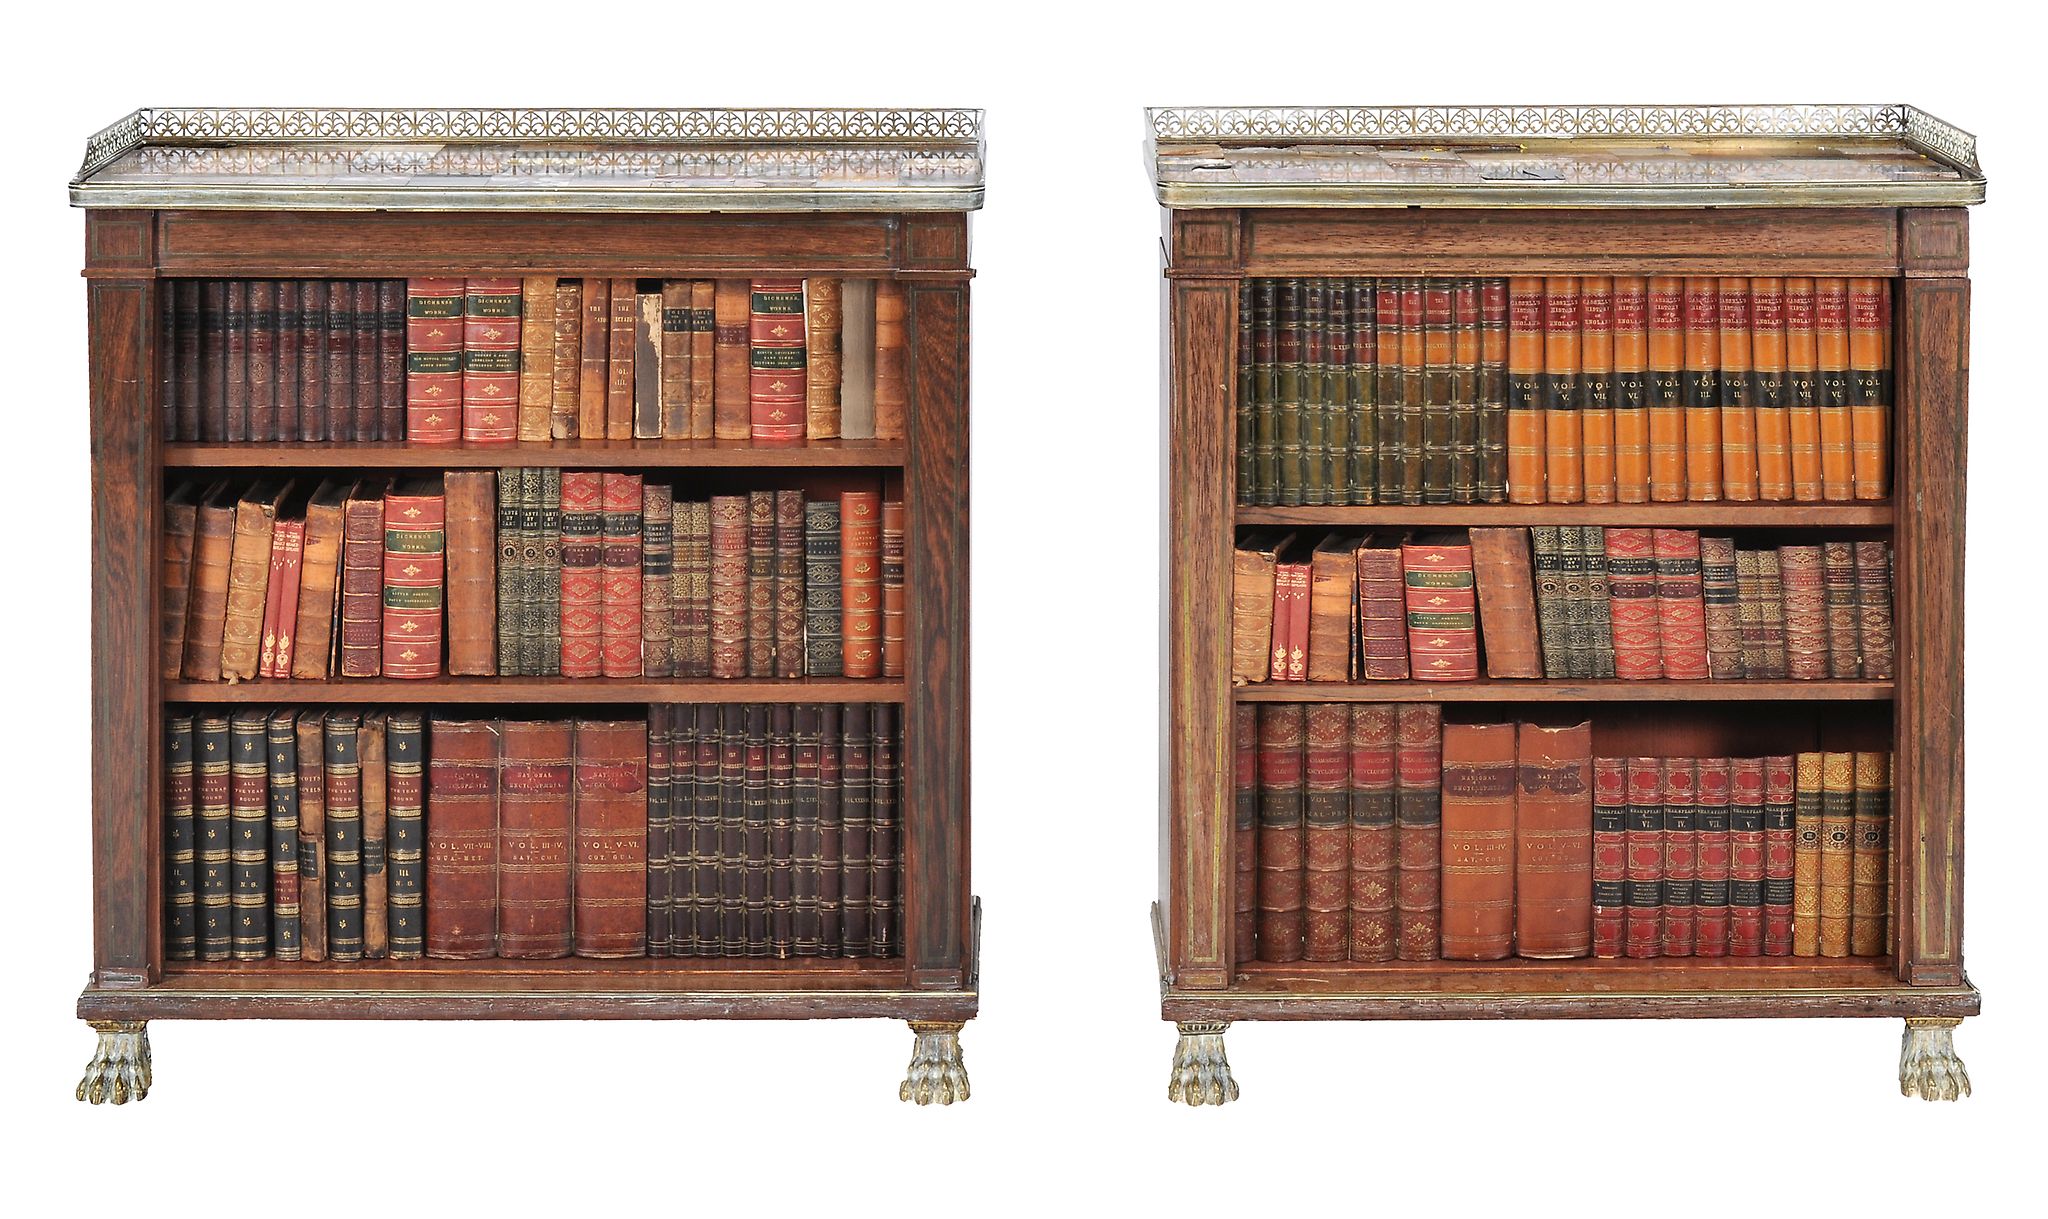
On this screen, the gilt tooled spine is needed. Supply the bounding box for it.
[1579,527,1615,679]
[1356,540,1409,681]
[873,280,908,440]
[496,472,524,675]
[579,278,610,440]
[668,707,701,955]
[1515,722,1593,960]
[461,278,521,443]
[228,711,272,959]
[1651,529,1707,680]
[1700,535,1746,679]
[793,705,825,957]
[322,712,364,962]
[606,278,637,441]
[645,707,673,957]
[1301,703,1352,961]
[498,721,575,960]
[837,705,873,956]
[777,491,810,679]
[537,469,562,676]
[1419,279,1456,504]
[385,712,424,960]
[1611,276,1651,503]
[518,277,558,442]
[164,715,199,959]
[1274,279,1305,506]
[1717,277,1758,501]
[1761,754,1797,956]
[1604,527,1661,680]
[198,281,228,441]
[1682,277,1723,500]
[673,499,711,678]
[1591,757,1627,959]
[880,500,906,680]
[1815,278,1853,501]
[1232,704,1259,962]
[708,496,749,679]
[870,705,902,958]
[196,714,232,960]
[1853,541,1894,679]
[351,282,379,441]
[1401,537,1478,681]
[550,279,582,440]
[1468,527,1542,679]
[716,705,748,956]
[174,281,202,441]
[1779,544,1828,681]
[1394,703,1442,962]
[1792,751,1824,956]
[405,278,463,443]
[1306,537,1356,683]
[296,281,327,441]
[376,280,406,440]
[1729,757,1767,958]
[1579,275,1615,504]
[1301,278,1330,506]
[743,491,776,678]
[381,479,446,679]
[1659,757,1698,958]
[338,485,386,678]
[1345,704,1398,962]
[712,280,752,441]
[1693,757,1732,959]
[840,491,883,679]
[1347,279,1377,506]
[689,282,718,441]
[221,484,285,682]
[1822,541,1861,680]
[426,718,500,959]
[768,704,796,958]
[1850,751,1890,957]
[1541,276,1583,504]
[805,278,843,441]
[1847,279,1891,501]
[1751,277,1791,501]
[805,500,844,676]
[1623,757,1664,959]
[1251,279,1279,504]
[293,715,327,962]
[1255,703,1306,962]
[1439,721,1517,961]
[1373,279,1406,503]
[1817,751,1855,958]
[730,705,770,956]
[599,474,645,678]
[1531,525,1571,679]
[1397,279,1428,505]
[1449,280,1482,503]
[1784,277,1823,501]
[641,484,675,679]
[247,280,277,442]
[658,281,693,439]
[1646,276,1687,502]
[1237,280,1257,504]
[223,280,250,442]
[816,704,844,957]
[558,473,605,678]
[266,712,302,961]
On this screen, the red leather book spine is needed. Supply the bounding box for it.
[380,479,446,679]
[1515,721,1593,959]
[557,472,605,678]
[1603,526,1661,679]
[840,490,883,678]
[1232,703,1259,963]
[1394,703,1442,961]
[222,280,250,442]
[256,520,290,680]
[1400,538,1478,681]
[1623,756,1663,959]
[377,280,407,441]
[1591,756,1627,958]
[263,520,305,678]
[1779,544,1828,680]
[351,282,380,441]
[405,278,464,443]
[1651,528,1707,679]
[497,720,574,959]
[573,720,648,958]
[1693,757,1732,958]
[1439,721,1517,961]
[1346,704,1398,962]
[1355,542,1410,680]
[1853,540,1894,679]
[599,473,644,678]
[338,485,385,678]
[1254,704,1305,962]
[748,278,808,443]
[426,718,500,959]
[1728,757,1767,958]
[1301,704,1351,961]
[708,495,748,679]
[1660,757,1698,957]
[461,278,521,443]
[294,281,326,441]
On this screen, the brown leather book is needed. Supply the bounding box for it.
[1853,540,1894,679]
[1355,535,1410,680]
[1821,541,1861,679]
[160,481,203,679]
[805,278,843,439]
[1850,750,1890,956]
[1779,544,1828,680]
[577,278,609,440]
[712,279,752,440]
[293,713,327,962]
[604,278,636,440]
[1254,703,1306,961]
[1395,703,1443,960]
[689,281,717,439]
[1230,533,1285,683]
[1516,721,1593,958]
[338,480,388,678]
[289,479,351,679]
[879,499,906,679]
[777,490,809,678]
[220,481,291,681]
[1439,721,1516,960]
[426,718,500,959]
[550,279,582,440]
[744,490,775,677]
[1232,703,1259,963]
[499,720,575,959]
[659,281,693,439]
[1307,533,1360,681]
[574,720,648,958]
[1468,526,1542,678]
[708,495,748,678]
[873,279,908,439]
[1301,703,1351,960]
[443,470,497,676]
[641,483,674,679]
[840,490,883,678]
[517,277,556,442]
[1347,704,1399,961]
[359,713,389,959]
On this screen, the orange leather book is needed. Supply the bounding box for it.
[1355,535,1410,680]
[1814,277,1853,500]
[1611,276,1650,502]
[1439,721,1516,960]
[1468,526,1542,679]
[359,713,390,959]
[1230,533,1286,683]
[712,279,752,441]
[182,482,237,681]
[221,481,291,682]
[1848,277,1891,500]
[1646,276,1687,501]
[1505,276,1546,503]
[549,279,582,440]
[1516,721,1593,959]
[805,278,844,440]
[1750,277,1792,500]
[1307,533,1360,680]
[572,719,649,958]
[1716,277,1758,501]
[874,279,908,439]
[1783,277,1822,500]
[1541,276,1583,503]
[605,278,637,441]
[1681,277,1722,500]
[1579,275,1616,503]
[577,278,609,440]
[1347,704,1399,961]
[1301,703,1351,961]
[516,277,557,442]
[840,490,883,678]
[443,470,497,676]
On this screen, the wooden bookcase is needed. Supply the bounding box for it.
[1150,105,1983,1103]
[70,108,979,1104]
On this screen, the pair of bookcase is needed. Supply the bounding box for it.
[72,104,1982,1106]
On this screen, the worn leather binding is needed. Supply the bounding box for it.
[1790,752,1824,956]
[1346,280,1378,504]
[549,279,582,440]
[228,710,272,959]
[1530,525,1571,679]
[767,705,796,957]
[1394,703,1443,961]
[657,707,688,954]
[1301,279,1330,506]
[292,714,327,962]
[673,499,713,677]
[1728,756,1767,957]
[1346,704,1399,961]
[641,484,674,679]
[173,280,202,440]
[381,477,446,679]
[1750,277,1791,500]
[1716,277,1759,501]
[1644,276,1687,502]
[443,471,496,676]
[1476,278,1509,502]
[1580,527,1616,679]
[267,718,303,954]
[1231,534,1282,683]
[295,281,326,441]
[838,705,877,956]
[1611,276,1651,503]
[1449,280,1482,503]
[495,473,523,674]
[1847,278,1891,501]
[659,281,693,439]
[557,472,605,678]
[198,281,228,440]
[161,279,180,439]
[708,495,749,679]
[223,280,250,442]
[1659,757,1698,957]
[323,712,365,961]
[802,278,844,440]
[247,280,277,441]
[221,482,290,681]
[1780,277,1824,501]
[1516,722,1594,959]
[1814,278,1853,501]
[1590,756,1628,959]
[1373,280,1405,502]
[578,278,610,439]
[1255,703,1307,962]
[1439,721,1517,960]
[599,474,644,678]
[1401,533,1478,681]
[517,277,557,442]
[427,718,499,959]
[634,290,663,440]
[873,279,908,440]
[1681,277,1723,499]
[358,714,388,959]
[1468,526,1542,679]
[1504,277,1545,504]
[605,278,637,441]
[404,278,464,443]
[260,518,305,678]
[1355,535,1410,680]
[1816,751,1856,957]
[195,714,232,960]
[1761,755,1798,957]
[712,279,752,440]
[1602,527,1660,680]
[1307,533,1359,681]
[792,705,824,957]
[1578,276,1616,503]
[1232,704,1259,962]
[714,705,748,954]
[1238,280,1258,502]
[1271,552,1310,681]
[376,281,406,440]
[1756,549,1791,678]
[254,510,289,676]
[1821,541,1861,679]
[337,481,388,678]
[879,499,905,679]
[805,499,844,677]
[1622,756,1664,959]
[1854,540,1895,679]
[869,704,907,956]
[163,715,199,959]
[1850,751,1890,956]
[1396,279,1428,504]
[838,280,877,441]
[385,712,425,960]
[1418,279,1455,504]
[1651,528,1707,680]
[1778,544,1827,680]
[499,720,574,960]
[351,281,380,441]
[841,490,883,679]
[1540,276,1584,503]
[160,482,200,679]
[779,491,814,679]
[536,470,562,675]
[1700,535,1746,679]
[1301,704,1352,960]
[1693,757,1732,958]
[743,491,776,677]
[814,704,844,956]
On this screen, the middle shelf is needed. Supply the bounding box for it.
[1234,680,1891,703]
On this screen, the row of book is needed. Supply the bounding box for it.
[1234,275,1892,507]
[1232,526,1893,684]
[1235,704,1891,963]
[161,474,903,683]
[159,277,905,446]
[165,703,904,962]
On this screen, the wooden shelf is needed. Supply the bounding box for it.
[1233,679,1893,703]
[164,438,905,470]
[164,677,906,704]
[1237,503,1893,528]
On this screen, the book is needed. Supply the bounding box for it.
[495,471,524,674]
[1374,281,1405,503]
[426,718,499,959]
[802,279,843,440]
[823,705,856,956]
[1854,540,1895,679]
[1611,275,1651,503]
[839,279,878,440]
[1542,276,1583,503]
[378,282,409,440]
[1516,722,1594,959]
[259,517,305,679]
[1851,750,1891,956]
[1603,527,1661,680]
[805,499,844,676]
[399,279,455,441]
[1822,540,1861,679]
[323,711,364,961]
[1784,277,1823,501]
[1478,278,1511,502]
[1420,278,1455,505]
[1753,549,1791,678]
[1751,277,1791,500]
[746,491,775,678]
[1728,756,1766,957]
[879,499,906,679]
[606,277,636,440]
[221,482,290,681]
[1579,275,1616,503]
[359,713,389,959]
[1693,757,1732,958]
[659,281,693,439]
[293,714,326,962]
[164,714,199,959]
[498,720,575,959]
[1779,544,1828,680]
[1394,704,1443,961]
[1577,527,1616,679]
[196,713,231,960]
[1716,277,1758,501]
[671,498,710,677]
[558,472,605,678]
[1307,533,1359,681]
[578,278,609,439]
[1355,535,1409,680]
[247,281,277,441]
[873,279,908,439]
[708,495,748,679]
[443,471,495,676]
[229,710,272,958]
[537,469,563,675]
[689,281,717,439]
[1397,279,1426,503]
[634,290,663,439]
[1660,757,1698,957]
[1254,702,1306,962]
[574,720,647,957]
[1439,721,1516,960]
[1401,533,1478,681]
[1815,278,1853,501]
[1347,704,1399,962]
[647,707,675,955]
[841,490,883,679]
[381,477,446,679]
[550,279,582,440]
[1271,551,1310,682]
[1531,525,1571,679]
[1646,276,1687,502]
[160,482,201,679]
[224,281,248,442]
[600,473,644,678]
[295,281,325,441]
[1682,277,1723,500]
[747,278,808,443]
[1296,704,1349,961]
[1591,756,1627,959]
[338,481,388,678]
[1792,751,1824,956]
[517,276,557,442]
[713,280,751,440]
[1848,277,1891,500]
[1623,756,1663,959]
[1700,535,1746,679]
[386,712,425,960]
[1651,528,1707,680]
[1468,527,1541,679]
[1817,751,1856,957]
[641,484,675,680]
[351,282,379,440]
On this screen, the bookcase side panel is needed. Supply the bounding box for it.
[1894,208,1970,988]
[902,275,971,990]
[86,210,164,988]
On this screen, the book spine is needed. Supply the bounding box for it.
[1815,278,1853,501]
[1603,526,1660,680]
[1611,275,1651,503]
[550,279,582,439]
[1728,757,1767,957]
[745,491,775,678]
[246,280,277,442]
[1700,535,1746,679]
[805,278,844,440]
[1623,756,1663,959]
[1821,540,1861,679]
[175,281,203,441]
[1854,540,1894,679]
[1247,279,1275,504]
[1394,703,1442,962]
[229,711,272,959]
[711,280,751,440]
[1651,528,1708,680]
[1373,279,1405,504]
[160,281,179,440]
[1817,750,1856,957]
[351,282,379,440]
[1396,279,1427,504]
[1468,526,1542,679]
[1272,562,1309,681]
[1541,275,1583,503]
[1848,278,1891,500]
[558,472,605,678]
[381,483,446,679]
[634,291,663,439]
[405,277,464,441]
[837,281,876,441]
[716,705,748,954]
[444,471,496,677]
[1791,751,1826,955]
[1516,722,1594,959]
[1401,540,1478,681]
[606,278,636,441]
[496,473,523,674]
[1591,756,1627,959]
[838,705,872,956]
[1717,277,1758,501]
[689,281,717,439]
[196,714,232,960]
[1579,275,1616,503]
[359,714,389,959]
[323,712,363,962]
[1301,704,1351,961]
[815,704,843,956]
[159,496,198,679]
[873,280,908,439]
[1850,750,1890,956]
[664,707,696,954]
[517,277,557,442]
[1784,277,1822,501]
[675,499,712,677]
[873,705,905,957]
[1273,279,1305,505]
[497,720,574,959]
[296,281,326,441]
[599,473,644,678]
[197,281,227,440]
[1254,703,1305,962]
[1344,280,1375,505]
[1762,754,1797,956]
[768,705,797,957]
[220,489,280,682]
[1306,542,1355,682]
[841,490,883,679]
[792,705,824,956]
[1439,721,1517,961]
[1751,277,1791,500]
[1645,276,1687,502]
[1693,757,1732,958]
[164,715,199,959]
[385,712,424,960]
[1449,280,1482,503]
[1232,703,1259,962]
[1660,757,1698,957]
[775,491,811,679]
[1303,279,1332,506]
[1559,525,1593,679]
[1530,525,1570,679]
[1580,526,1615,679]
[425,719,499,958]
[641,484,675,679]
[538,470,562,675]
[292,715,326,961]
[340,490,392,679]
[377,281,406,440]
[573,719,649,958]
[224,280,249,442]
[267,520,306,678]
[1779,544,1827,680]
[1420,278,1455,504]
[741,706,774,950]
[1756,550,1790,678]
[1346,704,1399,961]
[1681,277,1723,500]
[578,278,610,439]
[708,495,748,679]
[1477,278,1509,502]
[1356,544,1410,680]
[659,282,693,439]
[805,500,844,676]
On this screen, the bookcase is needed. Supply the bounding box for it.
[70,108,979,1104]
[1150,105,1984,1104]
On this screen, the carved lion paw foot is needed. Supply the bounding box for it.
[1168,1021,1239,1106]
[1899,1018,1971,1102]
[899,1021,970,1105]
[76,1021,151,1105]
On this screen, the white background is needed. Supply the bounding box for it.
[3,1,2041,1212]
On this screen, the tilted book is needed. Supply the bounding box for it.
[1468,526,1541,679]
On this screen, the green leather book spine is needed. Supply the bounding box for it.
[1450,280,1482,504]
[1237,279,1256,505]
[229,710,272,960]
[164,714,199,960]
[1274,278,1306,506]
[1348,279,1377,506]
[266,711,302,961]
[324,711,364,962]
[1374,279,1405,504]
[1300,278,1330,507]
[1252,279,1279,505]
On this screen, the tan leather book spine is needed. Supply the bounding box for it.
[1505,276,1546,503]
[1792,750,1823,955]
[1817,750,1855,957]
[550,279,582,440]
[574,719,649,958]
[839,280,877,440]
[660,281,693,439]
[290,479,351,679]
[1515,721,1594,958]
[220,482,290,682]
[606,277,636,440]
[1848,277,1891,500]
[1646,275,1688,502]
[1468,526,1542,678]
[1750,276,1792,500]
[578,278,609,439]
[1783,277,1822,501]
[1682,276,1723,500]
[1815,277,1853,501]
[294,713,327,962]
[1850,750,1890,956]
[1231,539,1279,683]
[1540,276,1583,503]
[1717,276,1759,501]
[805,278,843,439]
[517,276,556,442]
[713,279,752,440]
[1306,534,1357,681]
[1611,275,1651,503]
[873,279,907,439]
[1579,275,1616,503]
[359,713,389,959]
[160,482,201,679]
[688,281,716,440]
[1439,721,1516,960]
[443,470,497,676]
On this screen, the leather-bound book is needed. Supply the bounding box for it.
[358,713,388,959]
[1346,704,1398,961]
[1610,275,1650,503]
[295,281,327,441]
[1237,279,1257,503]
[1700,536,1746,679]
[1850,751,1890,956]
[558,471,605,677]
[404,278,463,443]
[873,279,908,440]
[746,280,809,445]
[1756,549,1791,678]
[1450,280,1483,503]
[1791,752,1824,956]
[744,491,776,677]
[1681,277,1723,500]
[1779,544,1827,680]
[664,707,696,954]
[1814,278,1853,501]
[537,469,562,675]
[160,481,201,679]
[337,481,387,678]
[1651,529,1707,680]
[1375,279,1407,503]
[246,280,277,441]
[261,715,304,958]
[498,720,574,959]
[376,281,406,440]
[681,707,716,953]
[223,280,249,441]
[712,279,751,440]
[1579,527,1616,679]
[161,280,180,439]
[197,280,227,440]
[1254,703,1306,962]
[805,499,844,676]
[1394,703,1443,961]
[163,715,199,959]
[550,279,582,439]
[322,712,364,961]
[1397,279,1427,504]
[1516,722,1593,959]
[1531,525,1571,678]
[1645,276,1687,502]
[793,705,825,957]
[459,278,521,444]
[1659,757,1698,957]
[1847,279,1891,500]
[1783,278,1823,501]
[773,704,801,957]
[293,714,327,962]
[427,718,500,959]
[1301,703,1351,961]
[655,281,691,438]
[1468,526,1541,679]
[715,705,747,954]
[1751,277,1791,500]
[578,278,610,439]
[1419,278,1455,504]
[1300,278,1330,506]
[708,495,749,679]
[1477,278,1509,502]
[1232,534,1280,683]
[442,471,496,676]
[837,705,872,956]
[738,706,773,955]
[605,277,636,440]
[1716,277,1758,501]
[1728,757,1767,957]
[813,705,844,955]
[1590,756,1627,958]
[1821,541,1861,679]
[1579,275,1616,503]
[265,517,307,678]
[839,280,878,441]
[641,484,674,679]
[1603,527,1660,680]
[841,490,883,679]
[1439,721,1517,960]
[806,279,844,439]
[1272,553,1311,681]
[634,290,663,439]
[1734,548,1768,677]
[381,477,446,679]
[219,482,288,681]
[495,472,524,674]
[1232,703,1259,962]
[1693,757,1732,958]
[1622,756,1664,959]
[517,276,557,442]
[1355,535,1410,680]
[1761,755,1797,956]
[255,512,293,679]
[598,473,644,678]
[385,712,424,960]
[1853,541,1894,679]
[870,705,906,956]
[879,499,905,679]
[271,280,298,438]
[173,280,202,440]
[350,282,380,441]
[1540,276,1584,503]
[195,714,232,960]
[1817,751,1856,957]
[1307,533,1360,681]
[1401,532,1478,681]
[674,498,713,677]
[228,711,272,959]
[779,492,815,679]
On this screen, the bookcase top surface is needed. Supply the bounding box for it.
[1146,105,1984,208]
[71,108,985,212]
